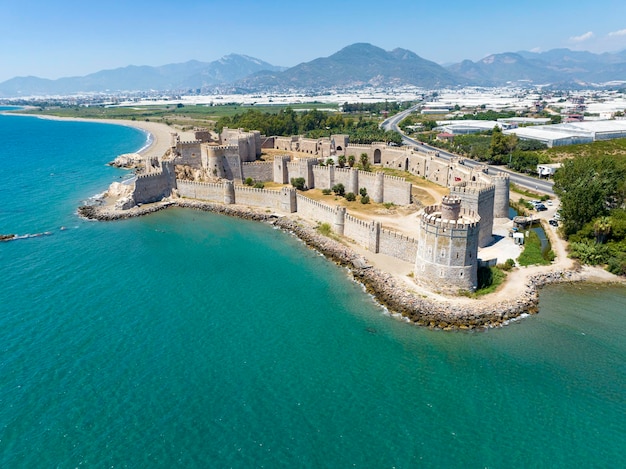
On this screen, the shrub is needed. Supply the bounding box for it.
[332,183,345,196]
[361,195,370,204]
[253,182,264,189]
[291,177,306,191]
[322,188,331,195]
[345,192,356,202]
[244,177,254,186]
[383,202,395,209]
[317,222,332,236]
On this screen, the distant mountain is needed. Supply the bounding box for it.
[0,54,285,97]
[234,43,459,91]
[3,44,626,97]
[448,48,626,86]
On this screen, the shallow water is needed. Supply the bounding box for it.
[1,113,625,467]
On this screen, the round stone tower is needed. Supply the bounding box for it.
[204,145,226,178]
[440,195,462,221]
[493,172,510,219]
[414,201,481,293]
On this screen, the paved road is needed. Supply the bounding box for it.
[381,109,555,195]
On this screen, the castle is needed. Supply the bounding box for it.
[125,129,510,293]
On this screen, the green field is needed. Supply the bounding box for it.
[11,102,341,130]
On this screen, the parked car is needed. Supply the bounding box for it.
[546,200,553,206]
[535,203,548,211]
[549,219,559,227]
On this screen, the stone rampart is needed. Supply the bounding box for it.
[312,165,333,189]
[234,186,282,210]
[177,180,223,202]
[295,194,336,226]
[133,161,176,204]
[379,228,419,263]
[344,214,371,247]
[175,141,202,167]
[241,161,273,182]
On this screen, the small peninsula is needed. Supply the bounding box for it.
[79,120,622,329]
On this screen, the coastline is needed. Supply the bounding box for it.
[78,199,622,330]
[1,111,196,158]
[13,112,620,329]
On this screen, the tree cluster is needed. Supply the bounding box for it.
[216,108,402,145]
[554,155,626,275]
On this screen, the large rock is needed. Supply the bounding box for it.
[109,153,143,169]
[106,181,133,198]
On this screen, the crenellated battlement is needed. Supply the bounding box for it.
[450,182,495,198]
[296,194,336,215]
[345,213,370,228]
[205,145,238,152]
[380,228,418,244]
[136,170,164,180]
[421,204,481,230]
[492,172,510,180]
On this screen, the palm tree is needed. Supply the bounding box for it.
[594,216,612,244]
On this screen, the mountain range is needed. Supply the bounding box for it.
[2,43,626,97]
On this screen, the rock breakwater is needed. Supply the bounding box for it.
[78,199,585,330]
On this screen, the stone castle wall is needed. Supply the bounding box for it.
[379,228,419,263]
[241,161,274,182]
[133,161,176,204]
[344,214,371,247]
[177,180,223,202]
[295,194,337,226]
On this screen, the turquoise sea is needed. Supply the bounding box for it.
[1,109,625,468]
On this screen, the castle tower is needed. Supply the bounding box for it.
[333,207,346,236]
[493,172,510,219]
[414,203,480,293]
[440,195,461,220]
[280,187,297,213]
[204,145,225,178]
[348,167,359,195]
[373,172,384,203]
[223,180,235,204]
[273,155,291,184]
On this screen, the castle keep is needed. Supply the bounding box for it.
[122,130,510,293]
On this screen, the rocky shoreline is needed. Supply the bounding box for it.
[78,199,585,330]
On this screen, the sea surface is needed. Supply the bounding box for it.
[1,109,625,468]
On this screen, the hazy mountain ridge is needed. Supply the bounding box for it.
[0,55,285,97]
[2,44,626,97]
[234,43,459,91]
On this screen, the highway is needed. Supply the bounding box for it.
[381,107,555,195]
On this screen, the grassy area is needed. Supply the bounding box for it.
[11,102,341,130]
[470,266,507,296]
[510,183,550,200]
[518,230,554,266]
[536,138,626,162]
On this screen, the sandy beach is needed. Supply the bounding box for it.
[3,111,196,159]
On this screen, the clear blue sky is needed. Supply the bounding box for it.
[2,0,626,82]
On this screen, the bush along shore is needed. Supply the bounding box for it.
[78,200,583,330]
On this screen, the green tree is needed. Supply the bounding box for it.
[345,192,356,202]
[332,183,345,196]
[291,177,306,191]
[553,155,626,236]
[359,153,370,171]
[347,155,356,167]
[337,154,346,168]
[489,126,517,164]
